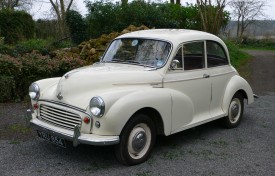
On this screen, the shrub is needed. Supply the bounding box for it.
[66,10,88,45]
[0,10,35,44]
[0,76,16,102]
[14,39,51,56]
[0,52,86,102]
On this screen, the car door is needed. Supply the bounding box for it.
[206,41,236,118]
[163,41,212,133]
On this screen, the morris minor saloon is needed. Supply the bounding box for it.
[28,29,255,165]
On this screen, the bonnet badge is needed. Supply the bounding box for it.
[57,92,63,100]
[57,84,63,100]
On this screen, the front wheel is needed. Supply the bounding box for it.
[115,114,156,165]
[222,93,244,128]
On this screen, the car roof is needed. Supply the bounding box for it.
[116,29,224,46]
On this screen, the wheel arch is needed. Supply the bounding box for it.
[131,107,165,135]
[222,75,254,114]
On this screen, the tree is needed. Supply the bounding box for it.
[196,0,229,35]
[49,0,74,38]
[229,0,266,40]
[66,10,88,44]
[0,0,32,10]
[170,0,181,5]
[121,0,128,6]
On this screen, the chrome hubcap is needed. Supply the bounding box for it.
[132,131,147,152]
[128,123,151,159]
[229,98,241,123]
[231,104,239,118]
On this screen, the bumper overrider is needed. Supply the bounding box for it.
[27,102,119,147]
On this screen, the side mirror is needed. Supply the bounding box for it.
[170,60,180,70]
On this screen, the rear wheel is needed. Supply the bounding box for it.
[222,93,244,128]
[115,114,156,165]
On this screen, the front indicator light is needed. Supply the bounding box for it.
[83,117,90,124]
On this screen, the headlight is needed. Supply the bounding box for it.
[29,83,40,100]
[89,97,105,117]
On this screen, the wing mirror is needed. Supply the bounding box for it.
[170,60,180,70]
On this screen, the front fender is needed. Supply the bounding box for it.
[32,77,61,103]
[92,88,172,136]
[222,75,254,113]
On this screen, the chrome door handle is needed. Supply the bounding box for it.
[203,74,210,78]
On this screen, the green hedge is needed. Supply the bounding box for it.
[0,76,16,102]
[0,10,35,44]
[0,53,86,102]
[85,1,203,38]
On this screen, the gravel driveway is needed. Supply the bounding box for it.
[0,50,275,176]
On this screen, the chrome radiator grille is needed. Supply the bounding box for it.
[39,104,81,130]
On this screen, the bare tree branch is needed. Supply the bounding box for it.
[229,0,266,40]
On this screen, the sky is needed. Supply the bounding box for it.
[30,0,275,20]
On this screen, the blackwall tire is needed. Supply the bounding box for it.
[115,114,156,165]
[223,93,244,128]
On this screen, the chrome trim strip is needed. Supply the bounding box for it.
[164,76,203,83]
[210,70,235,77]
[31,119,120,146]
[113,81,162,86]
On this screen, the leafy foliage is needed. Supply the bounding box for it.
[224,40,250,68]
[0,9,34,44]
[85,1,230,38]
[66,10,88,45]
[0,52,86,102]
[85,1,205,38]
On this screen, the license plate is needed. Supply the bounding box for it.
[37,130,66,148]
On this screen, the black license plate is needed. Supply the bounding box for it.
[37,130,66,148]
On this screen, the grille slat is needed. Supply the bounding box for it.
[41,116,75,129]
[39,104,81,130]
[41,106,80,119]
[41,107,81,123]
[40,113,79,127]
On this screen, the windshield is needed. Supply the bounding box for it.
[102,38,171,68]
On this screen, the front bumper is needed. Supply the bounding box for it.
[29,112,120,146]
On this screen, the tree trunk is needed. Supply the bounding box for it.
[49,0,74,38]
[170,0,175,4]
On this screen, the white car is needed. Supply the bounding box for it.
[28,29,255,165]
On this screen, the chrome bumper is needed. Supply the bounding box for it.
[28,111,120,147]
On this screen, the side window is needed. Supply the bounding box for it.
[207,41,228,67]
[183,41,204,70]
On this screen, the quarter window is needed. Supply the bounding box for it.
[207,41,228,67]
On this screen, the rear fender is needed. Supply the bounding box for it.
[222,75,254,114]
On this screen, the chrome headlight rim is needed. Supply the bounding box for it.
[29,83,40,100]
[89,96,105,117]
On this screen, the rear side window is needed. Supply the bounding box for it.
[207,41,228,67]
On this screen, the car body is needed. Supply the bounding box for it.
[28,29,254,165]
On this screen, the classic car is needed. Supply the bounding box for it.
[28,29,255,165]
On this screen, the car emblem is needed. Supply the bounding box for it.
[57,92,63,100]
[57,84,63,100]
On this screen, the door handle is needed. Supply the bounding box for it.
[203,74,210,78]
